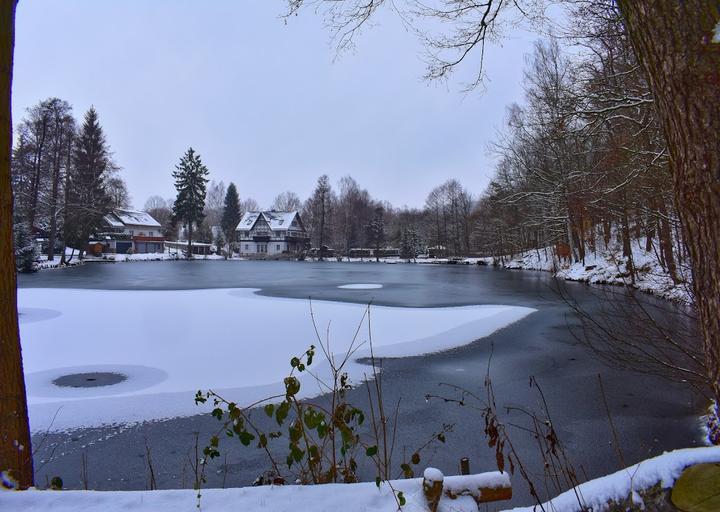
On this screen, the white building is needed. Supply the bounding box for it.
[236,211,310,256]
[100,209,165,254]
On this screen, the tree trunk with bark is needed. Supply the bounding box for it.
[0,0,34,488]
[618,1,720,439]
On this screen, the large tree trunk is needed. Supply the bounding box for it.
[0,0,34,488]
[618,1,720,439]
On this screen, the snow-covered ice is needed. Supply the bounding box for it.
[18,288,535,432]
[337,283,384,289]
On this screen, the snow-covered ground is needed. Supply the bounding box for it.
[87,251,226,262]
[507,445,720,512]
[35,248,84,270]
[2,446,718,511]
[500,240,692,303]
[0,474,479,512]
[18,288,535,432]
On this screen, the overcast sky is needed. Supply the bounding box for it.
[12,1,541,210]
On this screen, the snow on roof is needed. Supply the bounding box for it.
[236,211,299,231]
[103,214,125,228]
[113,209,161,228]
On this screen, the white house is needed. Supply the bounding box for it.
[100,209,165,254]
[236,211,310,256]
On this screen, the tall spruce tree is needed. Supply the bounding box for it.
[64,107,112,258]
[221,182,241,253]
[400,226,420,262]
[172,147,209,258]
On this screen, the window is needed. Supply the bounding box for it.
[245,244,249,250]
[276,244,281,251]
[149,231,154,236]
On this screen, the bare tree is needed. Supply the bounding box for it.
[272,190,302,211]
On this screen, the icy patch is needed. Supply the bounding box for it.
[713,20,720,43]
[18,307,62,324]
[25,364,167,399]
[337,283,384,290]
[18,288,534,431]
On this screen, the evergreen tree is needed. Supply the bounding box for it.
[64,107,113,258]
[221,182,241,253]
[172,147,209,258]
[400,226,420,262]
[366,206,385,262]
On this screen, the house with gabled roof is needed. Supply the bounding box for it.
[97,209,165,254]
[235,211,310,256]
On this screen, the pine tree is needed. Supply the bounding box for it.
[172,147,209,258]
[400,226,420,262]
[367,206,385,262]
[221,182,241,253]
[64,107,113,258]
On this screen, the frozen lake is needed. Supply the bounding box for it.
[17,261,704,506]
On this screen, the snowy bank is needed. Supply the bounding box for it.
[0,476,480,512]
[18,288,535,432]
[507,445,720,512]
[3,447,718,512]
[500,240,692,303]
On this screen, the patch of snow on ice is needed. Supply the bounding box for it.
[337,283,384,290]
[18,287,534,432]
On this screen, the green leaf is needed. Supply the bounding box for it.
[211,408,223,420]
[411,452,420,465]
[365,445,378,457]
[400,463,414,479]
[264,404,275,418]
[397,491,406,507]
[238,431,255,446]
[375,476,381,488]
[290,356,300,368]
[276,401,290,425]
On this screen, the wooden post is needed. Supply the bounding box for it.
[443,472,512,504]
[460,457,470,475]
[422,468,444,512]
